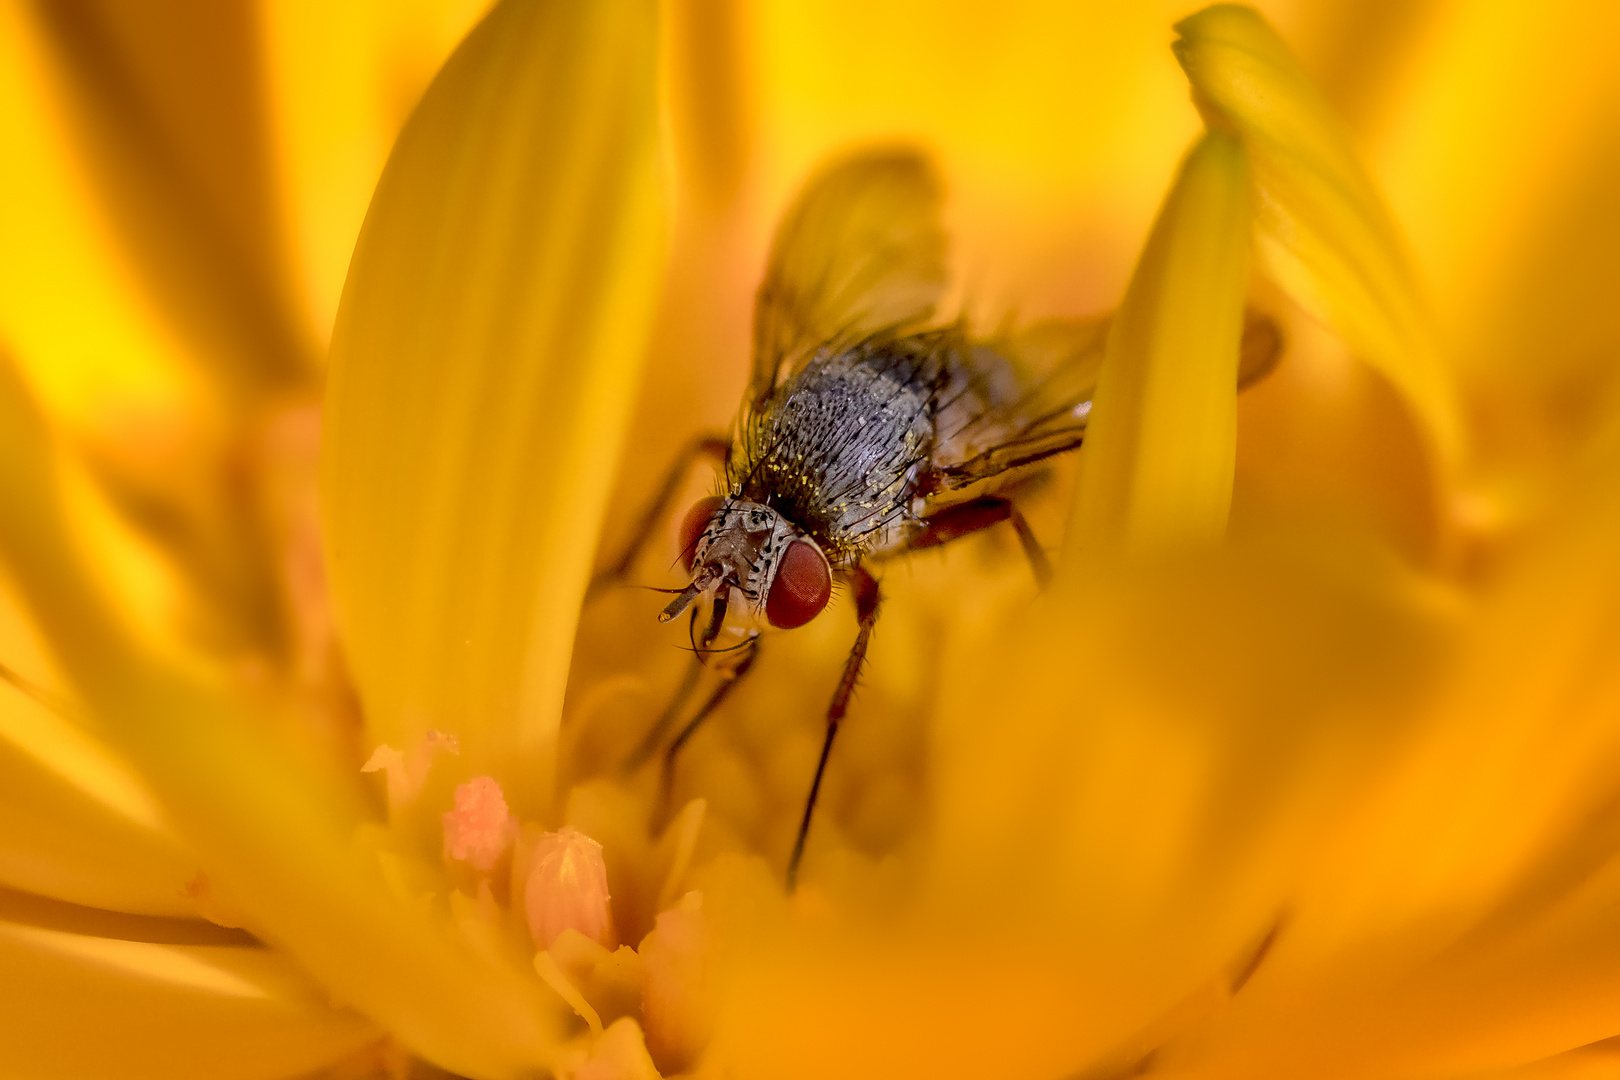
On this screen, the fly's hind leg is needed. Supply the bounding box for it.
[587,433,729,600]
[787,565,882,891]
[622,655,704,774]
[905,495,1052,588]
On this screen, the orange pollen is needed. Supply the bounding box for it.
[440,775,517,872]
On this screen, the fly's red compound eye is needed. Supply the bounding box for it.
[677,496,724,569]
[765,540,831,629]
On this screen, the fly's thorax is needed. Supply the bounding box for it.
[735,343,942,561]
[679,498,833,631]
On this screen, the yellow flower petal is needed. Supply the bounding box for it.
[0,670,198,916]
[261,0,492,345]
[323,0,669,814]
[20,0,315,402]
[1191,434,1620,1077]
[1173,4,1460,471]
[0,913,375,1080]
[0,352,563,1076]
[1065,130,1250,564]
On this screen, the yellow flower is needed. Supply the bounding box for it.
[3,2,1620,1079]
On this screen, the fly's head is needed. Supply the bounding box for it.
[658,497,832,643]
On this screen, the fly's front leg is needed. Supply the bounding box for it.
[587,433,729,600]
[905,495,1052,588]
[659,634,760,814]
[787,565,881,891]
[624,597,721,773]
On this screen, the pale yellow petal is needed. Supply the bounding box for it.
[1173,5,1459,470]
[0,914,375,1080]
[0,672,198,916]
[322,0,669,813]
[0,348,562,1076]
[1065,130,1250,565]
[260,0,493,346]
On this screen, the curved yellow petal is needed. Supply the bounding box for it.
[1302,440,1620,907]
[911,526,1459,1080]
[1173,5,1460,471]
[1169,441,1620,1077]
[0,672,199,916]
[0,915,375,1080]
[1065,130,1250,565]
[261,0,494,346]
[322,0,669,814]
[0,352,562,1076]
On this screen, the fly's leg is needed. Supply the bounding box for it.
[587,433,729,600]
[905,495,1052,588]
[787,565,881,891]
[658,634,760,817]
[622,656,704,773]
[931,429,1088,495]
[623,598,723,772]
[1237,309,1284,390]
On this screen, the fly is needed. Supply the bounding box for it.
[594,147,1279,889]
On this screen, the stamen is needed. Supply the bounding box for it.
[441,776,518,872]
[180,874,245,929]
[640,891,715,1071]
[523,826,616,950]
[361,729,460,813]
[656,799,707,913]
[533,950,603,1035]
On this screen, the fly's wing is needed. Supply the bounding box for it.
[930,308,1286,494]
[928,316,1109,494]
[748,148,948,413]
